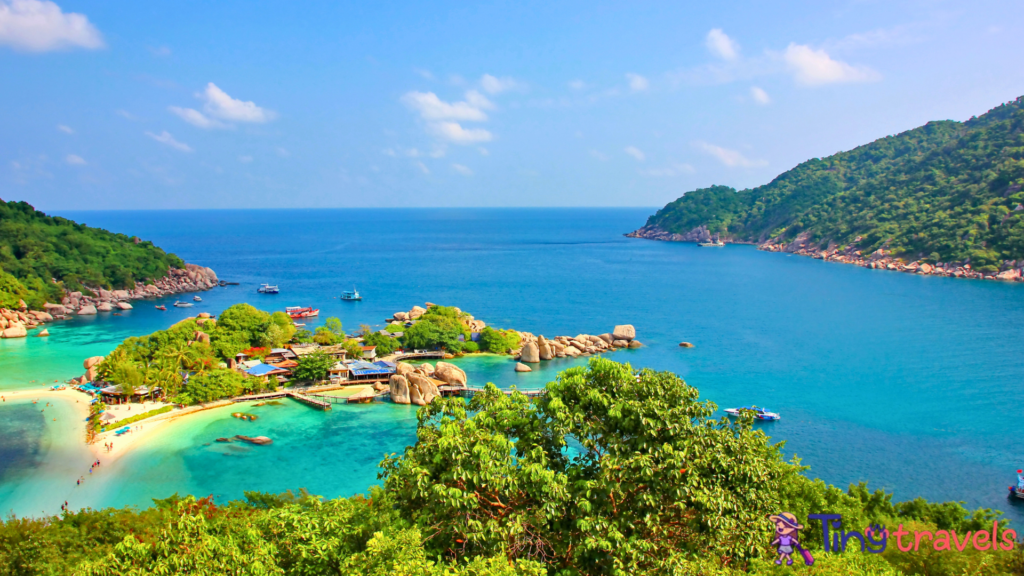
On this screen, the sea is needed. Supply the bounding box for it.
[2,208,1023,524]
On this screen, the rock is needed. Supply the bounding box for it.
[37,329,49,337]
[434,362,467,386]
[194,331,211,344]
[628,340,642,349]
[1,325,27,338]
[373,382,387,392]
[44,303,66,315]
[416,363,435,376]
[77,305,97,315]
[612,325,636,341]
[216,437,232,443]
[563,346,581,357]
[996,269,1021,281]
[920,263,933,274]
[96,303,114,312]
[409,306,427,320]
[396,362,416,377]
[389,375,411,404]
[520,341,541,363]
[235,435,272,445]
[598,333,614,344]
[515,362,532,372]
[570,340,587,351]
[537,336,553,360]
[393,311,409,322]
[17,299,26,311]
[85,366,98,382]
[409,373,439,405]
[612,340,629,348]
[84,356,105,369]
[32,311,53,322]
[679,342,694,348]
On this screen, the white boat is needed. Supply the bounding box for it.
[725,406,780,421]
[193,296,202,302]
[698,240,725,247]
[257,284,280,294]
[341,288,362,301]
[173,301,193,308]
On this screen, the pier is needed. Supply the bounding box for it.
[233,390,332,410]
[390,350,446,361]
[288,392,331,410]
[439,385,547,399]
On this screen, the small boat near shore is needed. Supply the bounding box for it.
[257,284,280,294]
[155,305,167,311]
[173,301,193,308]
[1008,470,1024,499]
[698,240,725,247]
[286,306,319,319]
[341,288,362,301]
[725,406,780,421]
[193,295,202,302]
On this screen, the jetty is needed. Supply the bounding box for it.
[233,390,331,411]
[439,385,547,399]
[391,350,446,361]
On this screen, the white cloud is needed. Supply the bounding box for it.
[750,86,771,105]
[64,153,85,165]
[169,106,228,129]
[452,163,473,176]
[401,91,489,121]
[696,142,766,167]
[624,146,645,162]
[238,155,253,163]
[706,28,739,61]
[57,124,73,134]
[464,90,495,111]
[626,73,649,92]
[0,0,103,52]
[568,79,587,90]
[145,130,192,152]
[415,161,430,175]
[589,150,608,162]
[429,121,493,144]
[782,44,881,86]
[639,162,694,177]
[480,74,522,94]
[200,82,276,122]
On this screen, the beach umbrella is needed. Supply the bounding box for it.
[101,412,117,421]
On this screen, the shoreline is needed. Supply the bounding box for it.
[625,225,1024,282]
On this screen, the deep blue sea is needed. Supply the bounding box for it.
[2,208,1024,523]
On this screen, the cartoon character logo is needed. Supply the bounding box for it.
[770,512,815,566]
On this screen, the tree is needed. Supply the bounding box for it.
[177,369,248,404]
[292,350,335,382]
[324,316,344,336]
[362,332,397,356]
[401,315,464,352]
[313,327,340,345]
[478,327,520,354]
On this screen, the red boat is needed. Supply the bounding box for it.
[156,305,167,311]
[286,306,319,319]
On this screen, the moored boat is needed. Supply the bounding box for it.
[286,306,319,319]
[257,284,280,294]
[173,301,193,308]
[698,240,725,247]
[1008,470,1024,499]
[341,287,362,301]
[725,406,780,421]
[193,295,202,302]
[155,305,167,311]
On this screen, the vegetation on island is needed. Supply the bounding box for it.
[642,96,1024,271]
[0,200,186,309]
[4,358,1018,575]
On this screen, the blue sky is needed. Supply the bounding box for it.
[2,0,1023,210]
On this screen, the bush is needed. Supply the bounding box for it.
[176,369,249,404]
[401,315,465,352]
[292,350,335,382]
[462,341,479,353]
[477,326,520,354]
[362,332,398,356]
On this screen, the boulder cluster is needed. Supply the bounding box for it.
[515,324,639,369]
[0,304,54,338]
[760,236,1024,281]
[388,361,467,406]
[389,303,487,332]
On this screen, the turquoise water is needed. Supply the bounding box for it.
[2,208,1024,523]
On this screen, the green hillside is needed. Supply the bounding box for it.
[638,96,1024,272]
[0,200,184,309]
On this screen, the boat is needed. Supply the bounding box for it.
[155,305,167,311]
[698,239,725,247]
[286,306,319,319]
[193,296,202,302]
[173,301,193,308]
[341,288,362,301]
[257,284,280,294]
[1008,470,1024,499]
[725,406,781,421]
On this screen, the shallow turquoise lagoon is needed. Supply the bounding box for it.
[2,208,1023,524]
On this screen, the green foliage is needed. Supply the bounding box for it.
[0,200,186,308]
[178,369,253,404]
[324,316,344,336]
[645,96,1024,264]
[341,338,365,360]
[313,327,340,345]
[384,322,405,333]
[292,350,334,382]
[402,314,467,352]
[291,328,314,344]
[477,326,521,354]
[362,331,399,355]
[462,340,479,353]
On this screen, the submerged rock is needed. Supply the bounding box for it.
[515,362,532,372]
[679,342,694,348]
[235,435,272,445]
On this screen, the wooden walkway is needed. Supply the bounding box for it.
[233,390,331,410]
[439,385,547,399]
[391,350,446,361]
[288,392,331,410]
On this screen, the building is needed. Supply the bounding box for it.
[346,360,396,382]
[318,344,349,361]
[99,384,163,405]
[361,345,377,360]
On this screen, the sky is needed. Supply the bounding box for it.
[2,0,1024,211]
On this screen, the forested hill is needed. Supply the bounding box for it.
[631,96,1024,272]
[0,200,185,308]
